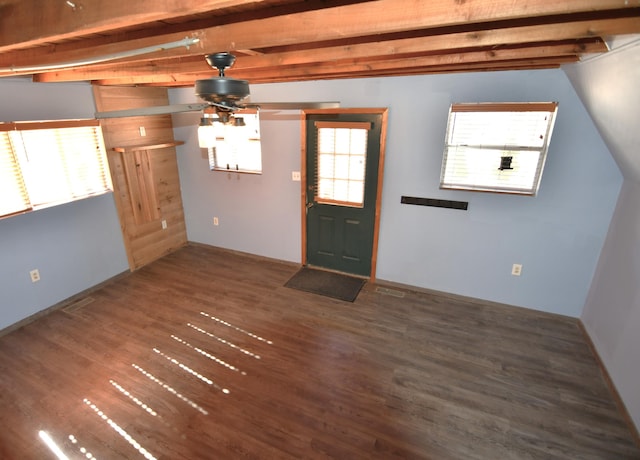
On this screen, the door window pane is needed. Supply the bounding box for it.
[316,126,368,207]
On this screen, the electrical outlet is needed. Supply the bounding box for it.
[161,219,167,230]
[30,269,40,283]
[139,126,146,137]
[213,217,219,226]
[511,264,522,276]
[292,171,301,181]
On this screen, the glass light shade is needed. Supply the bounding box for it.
[224,123,247,146]
[198,124,217,149]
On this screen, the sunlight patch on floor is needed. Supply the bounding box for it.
[171,334,246,375]
[109,379,158,417]
[68,434,97,459]
[187,322,261,359]
[83,398,156,460]
[200,311,274,344]
[131,363,210,415]
[152,347,214,385]
[38,431,70,460]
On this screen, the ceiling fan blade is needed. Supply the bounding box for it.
[95,103,210,119]
[243,101,340,110]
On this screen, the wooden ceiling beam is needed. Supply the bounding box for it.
[3,0,638,84]
[190,1,640,54]
[1,0,637,73]
[34,38,606,84]
[243,58,577,83]
[219,32,607,75]
[0,37,209,78]
[229,18,635,71]
[88,43,592,87]
[33,56,211,83]
[93,76,208,87]
[0,0,267,52]
[0,0,366,69]
[58,13,629,78]
[222,44,599,80]
[19,14,632,81]
[127,57,575,86]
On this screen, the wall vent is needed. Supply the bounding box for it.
[375,287,406,298]
[62,296,95,314]
[401,196,468,210]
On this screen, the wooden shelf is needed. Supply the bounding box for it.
[111,140,184,227]
[112,140,184,153]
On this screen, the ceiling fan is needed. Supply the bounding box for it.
[94,52,339,123]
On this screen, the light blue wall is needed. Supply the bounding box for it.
[0,78,128,330]
[580,182,640,429]
[171,108,303,262]
[171,68,622,317]
[565,40,640,428]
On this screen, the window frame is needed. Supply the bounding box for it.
[439,102,558,196]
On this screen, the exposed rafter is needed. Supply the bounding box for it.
[0,0,638,86]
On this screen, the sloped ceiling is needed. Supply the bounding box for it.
[564,37,640,182]
[0,0,639,86]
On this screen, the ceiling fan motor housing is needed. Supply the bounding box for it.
[195,52,250,109]
[195,77,250,107]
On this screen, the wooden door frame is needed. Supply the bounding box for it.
[300,108,388,282]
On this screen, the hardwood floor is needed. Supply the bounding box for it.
[0,244,638,459]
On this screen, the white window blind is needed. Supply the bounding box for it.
[0,119,112,218]
[208,111,262,174]
[440,102,558,196]
[315,121,370,207]
[0,132,31,217]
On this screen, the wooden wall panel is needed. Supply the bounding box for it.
[93,85,187,270]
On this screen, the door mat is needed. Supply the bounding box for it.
[285,267,366,302]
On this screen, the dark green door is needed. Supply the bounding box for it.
[304,110,385,277]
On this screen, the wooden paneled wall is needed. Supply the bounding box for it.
[93,86,187,270]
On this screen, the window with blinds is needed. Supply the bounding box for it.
[0,132,31,217]
[440,102,558,196]
[315,121,370,207]
[207,111,262,174]
[0,119,112,219]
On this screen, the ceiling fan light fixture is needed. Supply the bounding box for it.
[94,53,339,122]
[198,117,217,149]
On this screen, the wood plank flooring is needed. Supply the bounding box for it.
[0,244,638,459]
